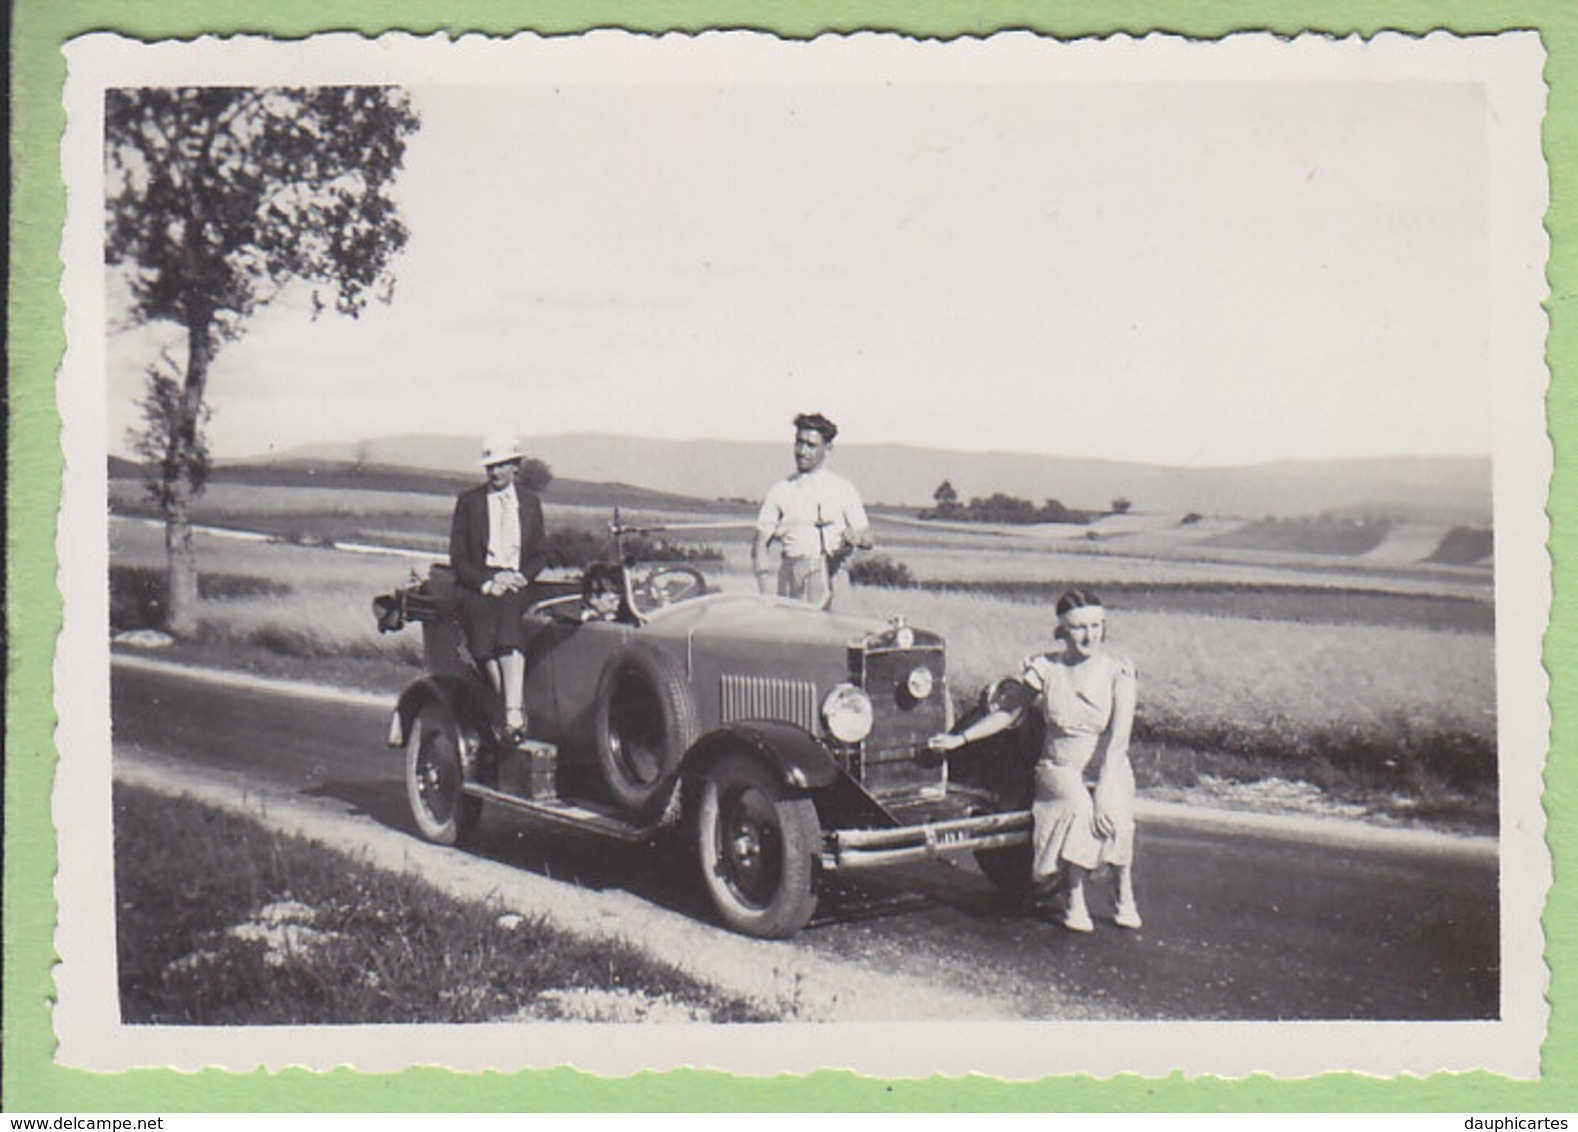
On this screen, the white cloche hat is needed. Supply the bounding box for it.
[479,434,525,467]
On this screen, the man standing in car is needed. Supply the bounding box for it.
[753,412,873,609]
[451,434,548,743]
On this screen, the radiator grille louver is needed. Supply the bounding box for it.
[721,674,819,733]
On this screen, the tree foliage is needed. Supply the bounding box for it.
[106,86,421,634]
[917,490,1094,525]
[519,457,554,494]
[849,553,916,589]
[106,86,419,335]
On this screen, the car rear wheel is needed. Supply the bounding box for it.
[405,702,481,847]
[594,645,699,812]
[696,752,820,938]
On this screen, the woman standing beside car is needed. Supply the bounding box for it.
[929,589,1141,933]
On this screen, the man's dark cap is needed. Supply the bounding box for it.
[794,412,838,443]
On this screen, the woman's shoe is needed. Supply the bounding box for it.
[1113,902,1143,930]
[1062,906,1095,933]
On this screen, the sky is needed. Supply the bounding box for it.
[103,34,1501,468]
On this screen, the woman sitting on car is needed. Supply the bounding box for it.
[929,589,1141,934]
[449,435,547,745]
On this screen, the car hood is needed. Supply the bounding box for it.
[642,591,884,648]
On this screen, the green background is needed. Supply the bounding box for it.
[8,0,1573,1112]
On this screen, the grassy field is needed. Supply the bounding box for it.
[109,481,1500,830]
[1202,516,1396,556]
[114,782,775,1024]
[112,480,456,548]
[915,578,1493,633]
[831,584,1494,823]
[111,481,736,560]
[871,513,1492,597]
[112,477,1491,593]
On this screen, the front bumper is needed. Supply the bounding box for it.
[823,809,1031,869]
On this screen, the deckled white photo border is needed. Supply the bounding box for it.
[53,29,1551,1079]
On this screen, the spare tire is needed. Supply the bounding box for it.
[593,644,700,812]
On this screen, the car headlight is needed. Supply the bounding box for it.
[822,683,874,744]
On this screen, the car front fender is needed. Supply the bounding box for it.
[682,720,843,791]
[682,722,897,831]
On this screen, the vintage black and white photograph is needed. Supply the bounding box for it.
[53,30,1549,1078]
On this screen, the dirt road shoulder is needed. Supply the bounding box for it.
[114,745,1021,1024]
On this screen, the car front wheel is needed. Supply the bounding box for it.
[974,843,1036,896]
[404,702,481,847]
[696,752,821,938]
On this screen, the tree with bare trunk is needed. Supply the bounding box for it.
[106,86,420,635]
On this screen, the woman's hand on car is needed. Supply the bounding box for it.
[927,733,966,754]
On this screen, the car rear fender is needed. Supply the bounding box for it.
[391,675,493,749]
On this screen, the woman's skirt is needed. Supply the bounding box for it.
[458,584,532,660]
[1030,759,1135,878]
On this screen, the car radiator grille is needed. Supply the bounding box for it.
[860,646,948,799]
[720,674,819,733]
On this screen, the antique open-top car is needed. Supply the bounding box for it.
[375,519,1033,939]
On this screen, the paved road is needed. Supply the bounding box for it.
[111,660,1499,1021]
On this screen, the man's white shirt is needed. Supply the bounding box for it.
[755,468,869,559]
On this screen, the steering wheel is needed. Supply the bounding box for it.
[635,565,707,610]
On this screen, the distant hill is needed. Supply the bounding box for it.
[108,454,738,513]
[250,434,1493,523]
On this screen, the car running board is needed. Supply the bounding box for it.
[461,783,660,842]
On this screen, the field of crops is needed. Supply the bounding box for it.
[107,481,1500,826]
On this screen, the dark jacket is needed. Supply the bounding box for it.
[449,483,548,592]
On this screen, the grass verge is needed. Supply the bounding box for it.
[114,782,776,1024]
[1129,731,1495,834]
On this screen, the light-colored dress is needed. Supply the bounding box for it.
[1020,650,1138,878]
